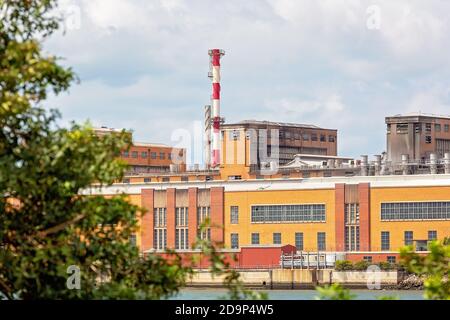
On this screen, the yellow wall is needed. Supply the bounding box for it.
[370,186,450,251]
[125,194,143,248]
[224,189,336,251]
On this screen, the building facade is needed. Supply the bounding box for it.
[386,113,450,163]
[91,174,450,263]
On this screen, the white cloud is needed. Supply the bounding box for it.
[45,0,450,159]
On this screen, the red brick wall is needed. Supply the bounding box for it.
[210,187,225,246]
[141,189,154,251]
[335,184,345,251]
[166,188,176,248]
[345,253,399,263]
[359,183,371,251]
[188,188,198,249]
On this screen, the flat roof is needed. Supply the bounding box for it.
[223,120,335,130]
[85,173,450,196]
[386,112,450,121]
[133,142,171,148]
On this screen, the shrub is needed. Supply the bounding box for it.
[378,262,393,270]
[353,260,370,271]
[335,260,354,271]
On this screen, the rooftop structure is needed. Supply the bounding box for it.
[386,113,450,163]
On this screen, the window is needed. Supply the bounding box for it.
[317,232,326,251]
[302,172,310,178]
[425,136,432,144]
[381,202,450,220]
[122,151,129,158]
[144,178,151,183]
[387,124,391,134]
[251,233,260,245]
[302,133,310,141]
[160,152,165,159]
[197,206,211,241]
[230,206,239,224]
[414,123,421,133]
[162,177,170,182]
[320,134,326,142]
[404,231,413,246]
[181,176,189,182]
[175,207,188,227]
[435,124,441,132]
[131,151,138,158]
[387,256,396,264]
[231,233,239,249]
[251,204,326,223]
[381,231,390,251]
[416,240,428,252]
[122,178,130,184]
[228,175,242,180]
[151,152,157,159]
[425,123,432,133]
[311,133,318,141]
[141,152,148,158]
[174,228,189,250]
[428,230,437,241]
[328,135,335,142]
[396,123,408,134]
[229,130,240,141]
[153,208,167,250]
[273,233,281,245]
[295,232,304,251]
[363,256,373,263]
[445,124,449,132]
[168,152,172,160]
[345,204,360,252]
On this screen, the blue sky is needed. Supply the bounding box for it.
[46,0,450,163]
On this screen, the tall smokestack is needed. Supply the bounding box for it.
[208,49,225,168]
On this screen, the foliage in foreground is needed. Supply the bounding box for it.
[0,0,260,300]
[316,241,449,300]
[400,241,450,300]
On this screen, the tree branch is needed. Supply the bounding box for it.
[38,213,85,238]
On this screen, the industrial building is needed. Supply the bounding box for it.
[94,127,186,176]
[91,50,450,268]
[386,113,450,163]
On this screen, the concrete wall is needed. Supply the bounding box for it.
[332,271,398,285]
[188,269,399,288]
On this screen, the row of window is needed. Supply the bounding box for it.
[230,130,337,143]
[251,205,326,223]
[122,150,172,160]
[388,122,450,134]
[230,232,326,251]
[381,202,450,220]
[380,230,438,251]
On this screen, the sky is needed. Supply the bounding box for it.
[45,0,450,164]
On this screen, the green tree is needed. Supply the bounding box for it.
[0,0,193,299]
[400,241,450,300]
[0,0,262,300]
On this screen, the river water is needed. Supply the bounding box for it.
[171,288,425,300]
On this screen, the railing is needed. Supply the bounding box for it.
[280,252,346,269]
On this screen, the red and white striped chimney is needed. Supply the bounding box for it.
[209,49,225,168]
